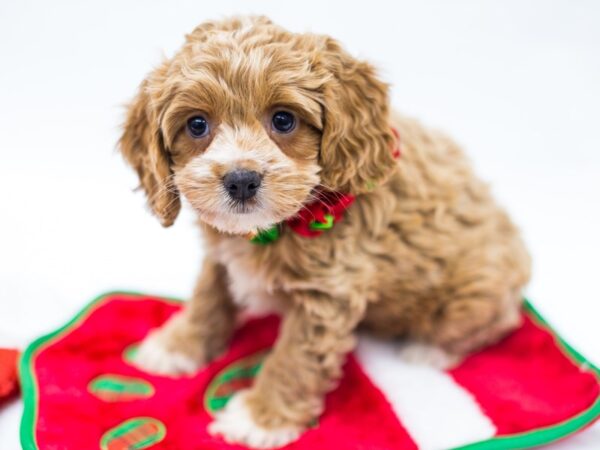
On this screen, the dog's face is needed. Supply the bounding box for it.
[164,36,325,234]
[120,16,395,234]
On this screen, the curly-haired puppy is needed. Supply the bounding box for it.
[119,16,531,448]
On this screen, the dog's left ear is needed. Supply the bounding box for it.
[318,38,396,194]
[119,61,181,227]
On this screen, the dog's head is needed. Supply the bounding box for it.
[120,16,395,234]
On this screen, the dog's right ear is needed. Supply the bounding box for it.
[119,62,181,227]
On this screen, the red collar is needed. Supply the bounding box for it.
[250,127,401,244]
[287,190,356,237]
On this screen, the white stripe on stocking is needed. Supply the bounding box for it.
[356,336,496,450]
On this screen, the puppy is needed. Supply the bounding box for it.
[119,16,530,448]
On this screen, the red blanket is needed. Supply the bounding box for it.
[19,292,600,450]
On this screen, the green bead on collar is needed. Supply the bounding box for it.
[250,226,280,245]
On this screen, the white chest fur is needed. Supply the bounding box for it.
[212,239,284,316]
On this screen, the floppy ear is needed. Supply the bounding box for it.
[318,38,396,194]
[119,63,181,227]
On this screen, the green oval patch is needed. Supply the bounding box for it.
[100,417,166,450]
[204,351,268,415]
[88,374,154,402]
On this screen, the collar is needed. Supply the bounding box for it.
[249,127,401,245]
[249,190,356,244]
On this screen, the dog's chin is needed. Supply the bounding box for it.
[189,188,316,236]
[197,206,289,236]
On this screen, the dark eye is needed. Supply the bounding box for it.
[271,111,296,133]
[187,116,209,138]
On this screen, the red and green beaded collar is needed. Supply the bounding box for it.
[249,127,402,245]
[249,190,356,244]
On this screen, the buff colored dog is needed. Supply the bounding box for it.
[119,16,530,448]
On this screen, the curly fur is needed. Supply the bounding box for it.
[119,15,531,448]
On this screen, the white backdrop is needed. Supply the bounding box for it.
[1,1,599,448]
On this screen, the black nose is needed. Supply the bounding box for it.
[223,170,262,201]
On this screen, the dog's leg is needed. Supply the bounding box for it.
[209,290,365,448]
[133,259,237,376]
[396,293,521,370]
[423,287,523,361]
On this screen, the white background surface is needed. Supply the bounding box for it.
[1,1,599,448]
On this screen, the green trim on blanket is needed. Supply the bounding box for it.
[19,291,183,450]
[19,293,600,450]
[453,302,600,450]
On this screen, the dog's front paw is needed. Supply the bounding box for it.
[131,313,204,376]
[208,390,303,449]
[132,331,200,376]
